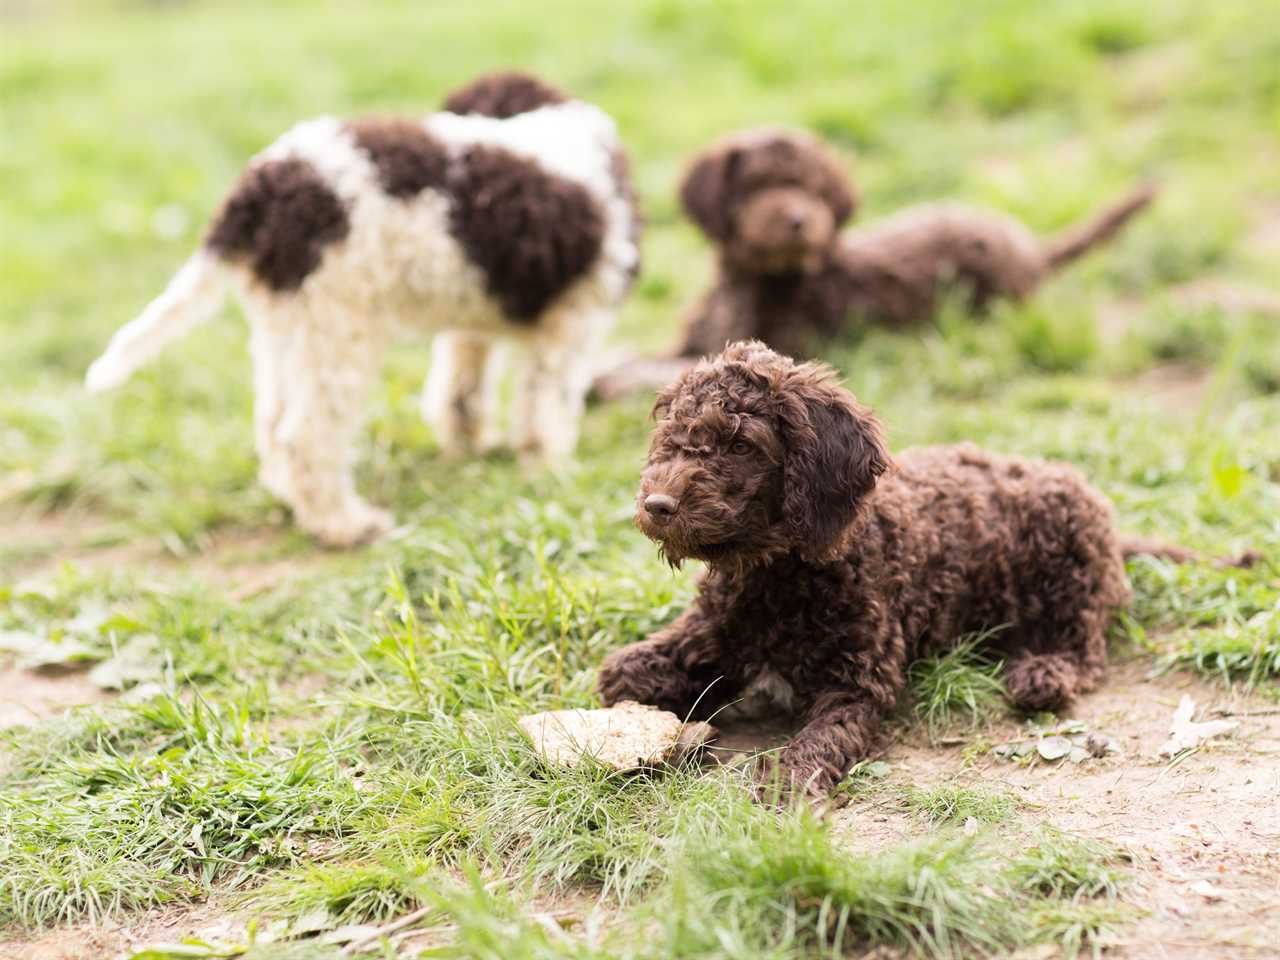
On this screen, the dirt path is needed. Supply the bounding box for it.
[834,660,1280,959]
[0,902,242,960]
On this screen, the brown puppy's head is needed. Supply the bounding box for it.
[635,341,888,573]
[679,129,856,274]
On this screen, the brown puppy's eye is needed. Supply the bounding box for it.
[730,439,752,455]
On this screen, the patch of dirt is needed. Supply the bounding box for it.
[1115,43,1197,110]
[1122,363,1215,415]
[1169,279,1280,318]
[833,660,1280,959]
[0,666,110,730]
[1095,295,1146,345]
[1246,201,1280,260]
[1,508,334,600]
[0,901,240,960]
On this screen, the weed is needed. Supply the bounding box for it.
[907,630,1009,740]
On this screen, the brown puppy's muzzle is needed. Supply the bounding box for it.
[635,459,742,564]
[730,187,836,274]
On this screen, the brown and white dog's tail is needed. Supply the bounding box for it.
[85,250,227,392]
[1120,535,1261,570]
[1043,182,1158,271]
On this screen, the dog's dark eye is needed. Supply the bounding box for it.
[730,439,752,455]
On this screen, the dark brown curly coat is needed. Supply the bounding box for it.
[597,342,1131,797]
[676,127,1156,358]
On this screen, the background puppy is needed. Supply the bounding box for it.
[676,127,1156,357]
[598,341,1132,798]
[592,128,1152,399]
[86,72,640,546]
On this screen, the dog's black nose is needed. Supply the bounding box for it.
[643,493,679,521]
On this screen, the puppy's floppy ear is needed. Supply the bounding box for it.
[776,362,888,560]
[808,140,857,228]
[679,144,743,241]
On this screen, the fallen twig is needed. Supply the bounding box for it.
[341,906,434,955]
[1211,706,1280,718]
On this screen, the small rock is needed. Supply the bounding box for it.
[1189,879,1226,902]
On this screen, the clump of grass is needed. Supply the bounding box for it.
[1160,613,1280,689]
[902,784,1018,825]
[354,710,740,903]
[0,693,364,927]
[1001,300,1099,374]
[1011,828,1127,901]
[653,809,1125,959]
[907,629,1009,740]
[241,857,434,928]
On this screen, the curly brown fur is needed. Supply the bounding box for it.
[348,117,448,198]
[205,157,350,292]
[671,128,1155,358]
[441,70,570,118]
[598,342,1131,798]
[447,144,605,321]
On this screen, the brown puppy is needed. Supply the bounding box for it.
[597,342,1131,797]
[590,129,1154,400]
[677,127,1156,357]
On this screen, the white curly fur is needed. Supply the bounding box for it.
[86,101,638,547]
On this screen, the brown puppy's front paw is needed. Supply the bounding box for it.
[596,641,692,714]
[750,755,833,809]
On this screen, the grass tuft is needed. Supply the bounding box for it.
[902,784,1018,825]
[907,629,1009,740]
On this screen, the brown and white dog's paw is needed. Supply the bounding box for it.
[305,504,395,549]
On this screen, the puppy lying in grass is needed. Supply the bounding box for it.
[598,341,1137,798]
[593,128,1153,398]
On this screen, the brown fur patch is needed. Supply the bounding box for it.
[442,71,570,118]
[448,145,604,321]
[348,117,448,198]
[205,158,349,292]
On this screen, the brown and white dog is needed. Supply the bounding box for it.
[86,73,639,546]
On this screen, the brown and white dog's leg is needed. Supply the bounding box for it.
[265,312,391,547]
[423,331,494,458]
[511,319,605,461]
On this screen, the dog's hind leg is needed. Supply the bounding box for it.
[510,323,603,461]
[263,311,392,547]
[249,318,295,502]
[422,331,495,457]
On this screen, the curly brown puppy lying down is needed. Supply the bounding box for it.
[597,341,1132,797]
[676,128,1157,357]
[592,129,1154,399]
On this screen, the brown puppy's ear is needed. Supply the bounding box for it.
[776,362,888,560]
[679,145,743,241]
[808,140,857,228]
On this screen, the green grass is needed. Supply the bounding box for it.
[901,784,1018,825]
[2,0,1279,955]
[906,630,1010,740]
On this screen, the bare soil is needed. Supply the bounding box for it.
[0,902,241,960]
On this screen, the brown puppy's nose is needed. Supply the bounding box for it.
[787,211,805,231]
[643,493,679,522]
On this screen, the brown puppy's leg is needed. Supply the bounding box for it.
[1003,653,1081,713]
[764,693,884,799]
[596,608,728,719]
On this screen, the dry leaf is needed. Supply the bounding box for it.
[1159,696,1238,757]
